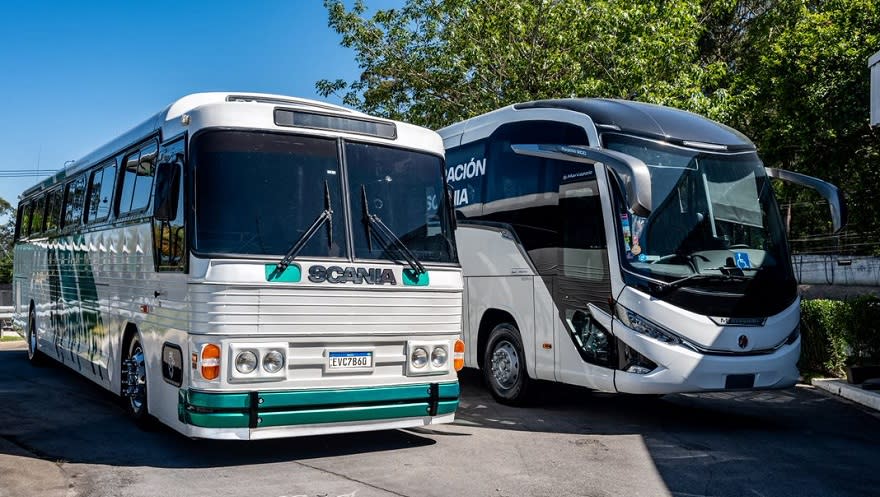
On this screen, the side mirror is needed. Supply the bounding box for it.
[511,144,652,217]
[765,167,847,233]
[153,162,181,222]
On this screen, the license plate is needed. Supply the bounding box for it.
[328,351,373,370]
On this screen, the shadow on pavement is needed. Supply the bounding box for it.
[0,347,434,469]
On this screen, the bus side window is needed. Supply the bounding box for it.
[30,195,46,236]
[44,189,62,233]
[62,176,87,229]
[86,161,117,223]
[15,201,30,240]
[118,141,158,216]
[153,139,186,272]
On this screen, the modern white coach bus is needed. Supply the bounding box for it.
[12,92,463,439]
[438,98,845,402]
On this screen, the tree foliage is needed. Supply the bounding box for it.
[0,197,14,284]
[318,0,740,129]
[319,0,880,252]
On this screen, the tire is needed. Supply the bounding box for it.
[122,335,153,429]
[26,308,48,366]
[483,323,532,405]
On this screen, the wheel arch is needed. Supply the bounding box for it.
[476,308,519,370]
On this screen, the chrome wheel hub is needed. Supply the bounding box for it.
[490,341,519,389]
[123,346,146,410]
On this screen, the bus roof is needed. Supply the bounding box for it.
[22,92,439,199]
[440,98,755,152]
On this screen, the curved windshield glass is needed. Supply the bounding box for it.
[603,134,791,285]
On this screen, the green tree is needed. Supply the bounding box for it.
[318,0,738,129]
[731,0,880,252]
[0,197,14,284]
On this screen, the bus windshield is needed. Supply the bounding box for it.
[192,130,455,263]
[603,134,790,284]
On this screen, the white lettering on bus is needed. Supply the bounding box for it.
[446,157,486,183]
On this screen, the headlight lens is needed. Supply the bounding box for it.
[234,350,258,374]
[616,305,680,344]
[262,350,285,373]
[430,346,448,368]
[411,347,428,368]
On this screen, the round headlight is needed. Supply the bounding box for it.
[262,350,285,373]
[411,347,428,368]
[431,346,448,368]
[235,350,258,374]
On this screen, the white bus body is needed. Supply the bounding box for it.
[438,99,844,401]
[13,93,463,439]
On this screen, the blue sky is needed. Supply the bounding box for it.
[0,0,401,209]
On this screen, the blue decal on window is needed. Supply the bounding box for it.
[734,252,751,269]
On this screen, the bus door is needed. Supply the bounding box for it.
[552,169,616,392]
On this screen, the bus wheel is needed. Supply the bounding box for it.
[26,308,47,366]
[483,323,531,405]
[122,335,152,428]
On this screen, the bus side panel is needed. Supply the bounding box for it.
[457,225,538,378]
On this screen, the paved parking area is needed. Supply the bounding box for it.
[1,341,879,497]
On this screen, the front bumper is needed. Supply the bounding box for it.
[178,382,460,432]
[613,323,801,395]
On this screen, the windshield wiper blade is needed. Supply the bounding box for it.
[660,272,751,292]
[274,181,333,273]
[360,184,426,275]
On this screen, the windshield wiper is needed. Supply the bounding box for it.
[273,181,333,274]
[360,185,426,275]
[659,272,752,293]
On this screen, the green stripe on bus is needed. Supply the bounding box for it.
[184,390,251,409]
[402,268,429,286]
[436,399,459,415]
[185,411,250,429]
[258,383,434,409]
[437,381,460,399]
[257,403,431,427]
[178,382,459,428]
[265,264,302,282]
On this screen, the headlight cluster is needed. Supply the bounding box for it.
[229,343,287,381]
[615,305,681,345]
[407,341,451,375]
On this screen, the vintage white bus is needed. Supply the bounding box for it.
[438,99,844,402]
[12,92,463,439]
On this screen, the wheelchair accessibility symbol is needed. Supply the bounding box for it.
[733,252,751,269]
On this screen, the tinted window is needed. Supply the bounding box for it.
[346,142,456,263]
[30,196,45,235]
[484,121,589,203]
[44,189,62,232]
[118,142,157,216]
[86,161,116,222]
[16,202,29,240]
[131,143,157,212]
[445,140,486,209]
[62,176,87,229]
[192,131,347,257]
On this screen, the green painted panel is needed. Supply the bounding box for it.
[259,384,433,409]
[265,264,301,282]
[436,400,459,415]
[185,411,250,429]
[257,403,431,427]
[184,390,251,409]
[402,268,429,286]
[438,381,460,399]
